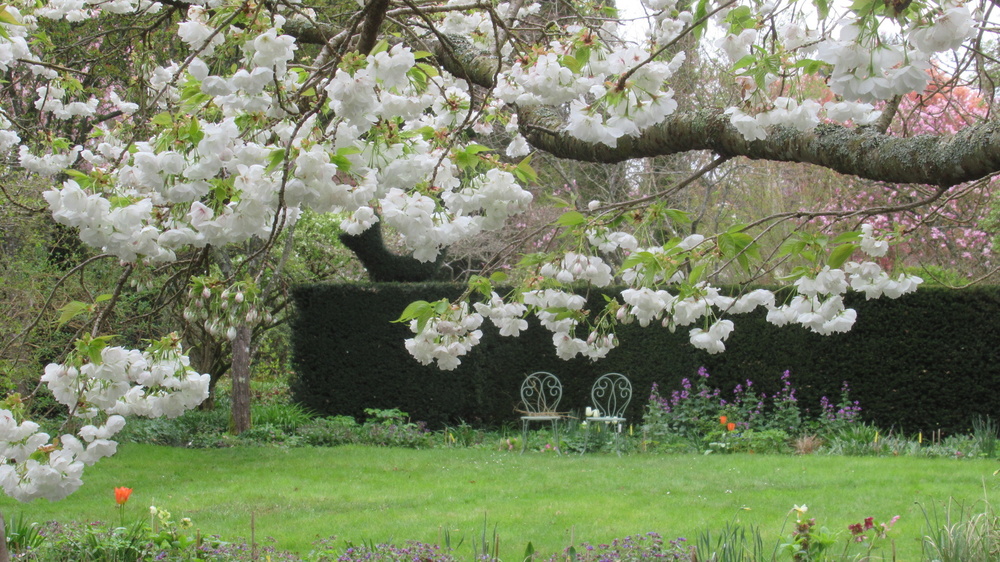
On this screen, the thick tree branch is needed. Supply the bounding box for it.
[518,105,1000,188]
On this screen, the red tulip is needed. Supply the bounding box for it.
[114,487,132,505]
[726,422,736,432]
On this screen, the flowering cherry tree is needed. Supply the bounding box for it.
[0,0,995,502]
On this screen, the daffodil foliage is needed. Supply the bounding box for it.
[0,0,992,500]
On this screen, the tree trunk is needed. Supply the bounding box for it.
[231,324,252,434]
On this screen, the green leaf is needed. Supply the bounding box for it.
[778,237,806,258]
[791,59,828,74]
[513,155,538,183]
[560,54,582,74]
[56,301,91,328]
[415,63,438,78]
[663,208,692,226]
[95,294,113,303]
[692,0,711,40]
[489,271,508,284]
[455,145,491,171]
[468,275,492,298]
[827,243,858,268]
[267,148,286,172]
[719,231,757,273]
[0,6,22,26]
[814,0,830,19]
[555,210,587,227]
[331,155,353,173]
[518,253,551,268]
[689,263,707,285]
[832,231,861,244]
[724,5,754,33]
[733,54,757,72]
[394,300,432,323]
[543,194,573,208]
[151,112,173,127]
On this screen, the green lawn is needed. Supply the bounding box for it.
[4,444,998,559]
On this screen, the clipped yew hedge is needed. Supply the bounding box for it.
[290,283,1000,434]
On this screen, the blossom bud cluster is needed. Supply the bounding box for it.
[184,279,267,341]
[404,303,483,371]
[540,252,614,287]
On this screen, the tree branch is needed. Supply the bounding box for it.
[518,105,1000,188]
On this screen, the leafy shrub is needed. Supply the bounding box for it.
[822,423,880,456]
[252,403,315,433]
[33,520,149,562]
[5,511,46,555]
[116,408,229,447]
[705,429,791,454]
[297,416,362,447]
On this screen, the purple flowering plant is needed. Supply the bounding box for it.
[644,368,863,448]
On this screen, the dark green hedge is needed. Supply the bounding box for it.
[290,283,1000,434]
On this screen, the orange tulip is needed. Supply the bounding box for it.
[727,422,736,432]
[114,487,132,505]
[719,415,727,425]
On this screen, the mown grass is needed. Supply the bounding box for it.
[3,444,998,559]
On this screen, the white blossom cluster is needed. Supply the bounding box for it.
[521,289,616,361]
[405,224,919,363]
[713,0,976,140]
[0,338,208,502]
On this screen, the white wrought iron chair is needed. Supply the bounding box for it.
[518,371,562,453]
[587,373,632,453]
